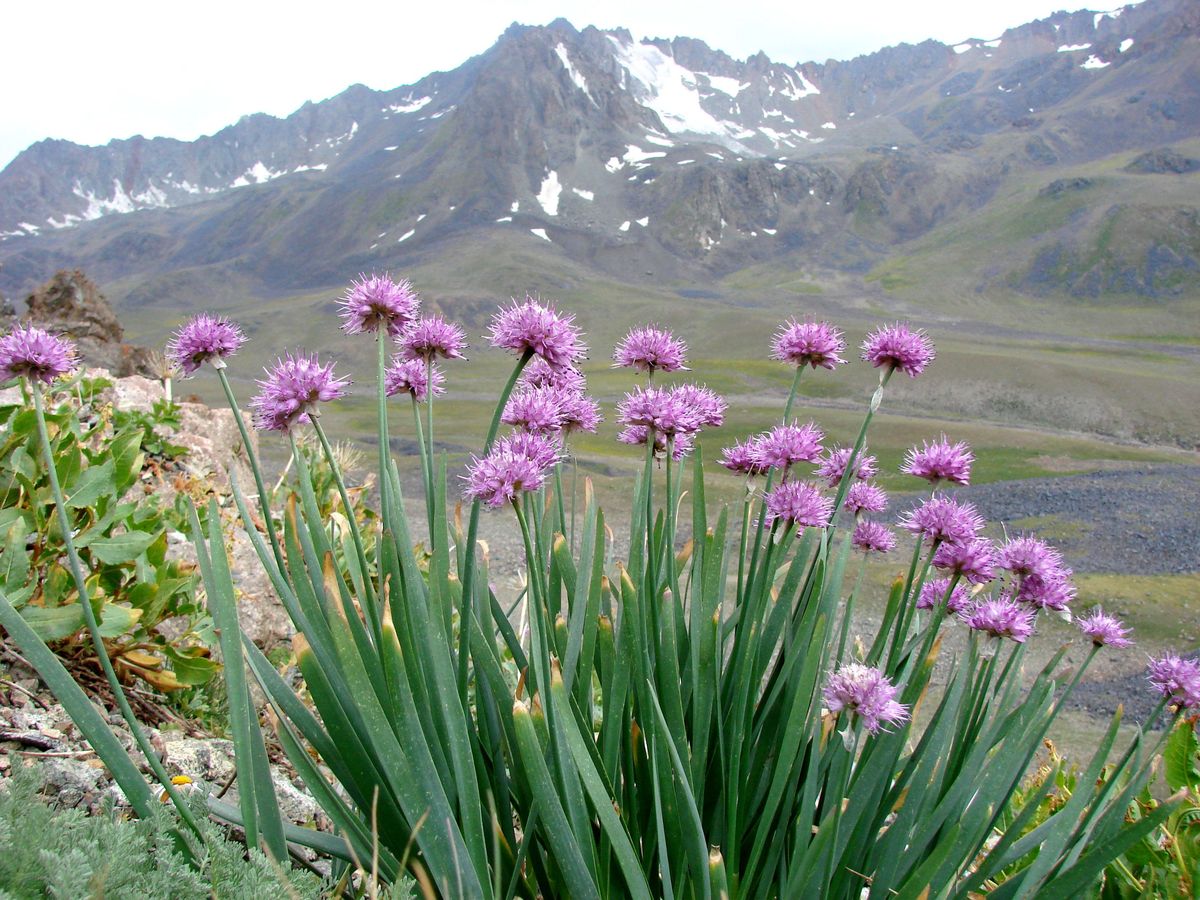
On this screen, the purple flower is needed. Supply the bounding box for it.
[166,314,245,375]
[385,357,444,402]
[670,383,727,428]
[618,425,693,460]
[558,390,602,435]
[401,315,467,361]
[823,664,909,734]
[998,536,1065,582]
[752,422,825,471]
[463,446,555,508]
[844,481,889,516]
[771,319,846,370]
[339,272,419,337]
[1077,610,1133,648]
[765,481,833,529]
[613,325,688,374]
[964,596,1035,643]
[250,352,350,432]
[487,296,586,370]
[916,577,972,615]
[898,496,984,547]
[520,358,586,391]
[816,445,878,488]
[1147,654,1200,710]
[861,323,935,378]
[718,440,769,477]
[502,387,566,434]
[902,436,974,487]
[932,537,998,585]
[1014,571,1076,612]
[852,520,896,554]
[617,386,702,437]
[0,325,77,385]
[492,431,564,472]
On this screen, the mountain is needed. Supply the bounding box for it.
[0,0,1197,315]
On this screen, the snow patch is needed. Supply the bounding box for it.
[1081,55,1110,69]
[703,74,745,96]
[952,43,973,54]
[707,151,724,160]
[677,159,694,165]
[774,163,787,170]
[605,156,624,173]
[293,163,328,172]
[530,227,551,242]
[385,145,399,151]
[643,133,675,147]
[779,70,820,100]
[762,228,776,235]
[397,229,415,243]
[636,217,649,227]
[385,96,432,114]
[571,187,594,200]
[536,170,562,216]
[1094,8,1122,28]
[1057,43,1092,52]
[555,43,595,103]
[983,38,1002,48]
[73,178,138,219]
[496,216,513,223]
[821,121,837,130]
[1119,38,1134,52]
[623,145,666,164]
[511,201,520,212]
[618,221,631,231]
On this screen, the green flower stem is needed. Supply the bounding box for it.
[735,481,754,603]
[375,335,392,606]
[29,385,204,838]
[410,395,434,544]
[215,365,284,572]
[829,367,894,519]
[781,365,804,423]
[425,357,436,520]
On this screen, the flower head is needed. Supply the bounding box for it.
[964,596,1035,643]
[492,431,564,472]
[861,323,935,378]
[998,536,1065,582]
[385,357,444,402]
[520,358,586,392]
[902,436,974,487]
[1147,654,1200,710]
[718,440,769,477]
[251,352,350,431]
[488,296,585,370]
[618,425,693,461]
[844,481,889,516]
[670,383,727,429]
[771,319,846,370]
[0,325,77,385]
[852,521,896,555]
[617,386,702,437]
[765,481,833,529]
[558,390,602,435]
[899,496,984,547]
[752,422,825,471]
[823,664,909,734]
[1076,610,1133,648]
[502,386,567,434]
[464,444,557,508]
[339,273,419,337]
[1014,571,1076,612]
[613,325,688,374]
[816,445,878,488]
[917,577,972,615]
[401,315,467,361]
[166,314,245,375]
[932,537,998,585]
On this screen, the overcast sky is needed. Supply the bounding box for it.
[2,0,1115,169]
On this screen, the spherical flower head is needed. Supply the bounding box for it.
[487,295,586,370]
[669,383,727,429]
[617,385,702,437]
[401,315,467,361]
[932,537,998,585]
[251,352,350,432]
[492,431,564,472]
[765,481,833,529]
[1014,570,1076,612]
[520,358,586,392]
[752,422,825,471]
[1077,609,1133,648]
[166,314,245,376]
[0,325,78,385]
[917,577,972,615]
[339,273,419,337]
[844,481,889,516]
[771,319,846,370]
[618,425,693,461]
[964,596,1035,643]
[1147,654,1200,710]
[899,496,984,547]
[613,325,688,374]
[999,536,1065,582]
[463,447,553,508]
[502,386,566,434]
[861,323,935,377]
[559,390,602,435]
[823,663,909,735]
[816,445,878,488]
[902,436,974,487]
[852,520,896,555]
[385,356,444,402]
[718,440,769,477]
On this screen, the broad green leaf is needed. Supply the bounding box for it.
[1165,719,1200,792]
[89,529,158,565]
[64,459,114,508]
[109,429,145,496]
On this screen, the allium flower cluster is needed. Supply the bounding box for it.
[463,433,562,507]
[932,537,998,585]
[770,319,846,370]
[612,325,688,374]
[718,440,769,477]
[0,325,77,385]
[670,383,727,428]
[899,496,984,547]
[618,426,693,461]
[400,315,467,361]
[385,357,444,402]
[764,481,833,529]
[852,521,896,555]
[751,422,825,471]
[520,358,586,392]
[251,353,350,431]
[1014,571,1076,612]
[917,577,972,615]
[617,386,702,437]
[1147,654,1200,710]
[861,323,935,378]
[1076,610,1133,648]
[503,386,568,434]
[166,314,245,375]
[902,436,974,487]
[816,446,877,487]
[999,536,1076,612]
[339,273,419,337]
[844,481,888,516]
[823,664,909,735]
[492,431,564,472]
[964,596,1035,643]
[488,296,586,370]
[558,391,602,435]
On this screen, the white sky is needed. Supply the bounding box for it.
[2,0,1114,169]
